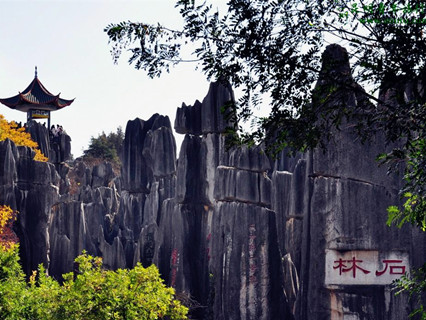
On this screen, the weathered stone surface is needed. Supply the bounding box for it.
[282,253,299,315]
[0,139,18,186]
[174,81,234,135]
[122,114,176,193]
[49,201,86,276]
[0,139,60,275]
[311,131,401,187]
[27,120,51,159]
[133,223,161,268]
[235,170,260,203]
[156,200,214,320]
[209,201,292,320]
[26,120,71,163]
[214,166,237,201]
[272,170,292,255]
[91,162,115,188]
[317,43,352,83]
[143,126,176,177]
[226,145,271,172]
[17,183,57,274]
[158,200,206,296]
[214,166,272,207]
[201,81,234,134]
[294,44,417,320]
[176,135,207,204]
[49,132,72,163]
[174,101,202,135]
[59,133,72,162]
[272,149,301,172]
[143,175,176,226]
[288,159,307,217]
[202,133,223,203]
[285,218,303,274]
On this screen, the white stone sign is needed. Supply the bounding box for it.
[325,250,409,286]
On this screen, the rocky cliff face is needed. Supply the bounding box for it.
[294,45,413,320]
[0,44,424,320]
[27,120,72,164]
[0,138,59,275]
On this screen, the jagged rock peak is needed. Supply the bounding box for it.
[27,121,50,159]
[174,100,202,135]
[319,43,352,82]
[26,120,72,164]
[122,113,176,193]
[174,80,235,135]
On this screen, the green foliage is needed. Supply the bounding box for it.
[394,263,426,319]
[0,246,29,319]
[382,136,426,231]
[83,127,124,165]
[387,193,426,231]
[0,250,188,320]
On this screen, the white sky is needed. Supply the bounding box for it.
[0,0,229,157]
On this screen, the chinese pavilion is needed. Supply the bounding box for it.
[0,67,74,128]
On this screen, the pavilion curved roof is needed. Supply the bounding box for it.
[0,74,74,111]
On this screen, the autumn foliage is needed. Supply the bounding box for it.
[0,205,18,251]
[0,114,48,162]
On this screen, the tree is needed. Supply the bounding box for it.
[105,0,425,316]
[0,205,18,252]
[83,127,124,165]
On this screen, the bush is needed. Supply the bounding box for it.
[0,207,188,320]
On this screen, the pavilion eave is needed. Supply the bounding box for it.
[13,104,61,113]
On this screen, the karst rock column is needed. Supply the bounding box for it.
[293,44,422,320]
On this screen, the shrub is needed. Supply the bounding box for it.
[0,207,187,320]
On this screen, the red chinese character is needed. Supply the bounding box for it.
[171,248,179,266]
[333,258,347,275]
[375,260,406,276]
[333,257,371,278]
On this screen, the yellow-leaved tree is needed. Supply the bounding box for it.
[0,205,18,251]
[0,114,47,162]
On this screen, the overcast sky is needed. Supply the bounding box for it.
[0,0,230,157]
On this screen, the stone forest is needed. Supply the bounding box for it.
[0,45,425,319]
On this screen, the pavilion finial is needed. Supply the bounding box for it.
[35,66,38,78]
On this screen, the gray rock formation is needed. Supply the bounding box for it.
[48,113,178,276]
[175,81,234,135]
[27,120,72,163]
[293,45,418,320]
[0,44,424,319]
[0,138,59,275]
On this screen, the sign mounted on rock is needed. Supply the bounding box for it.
[325,250,409,286]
